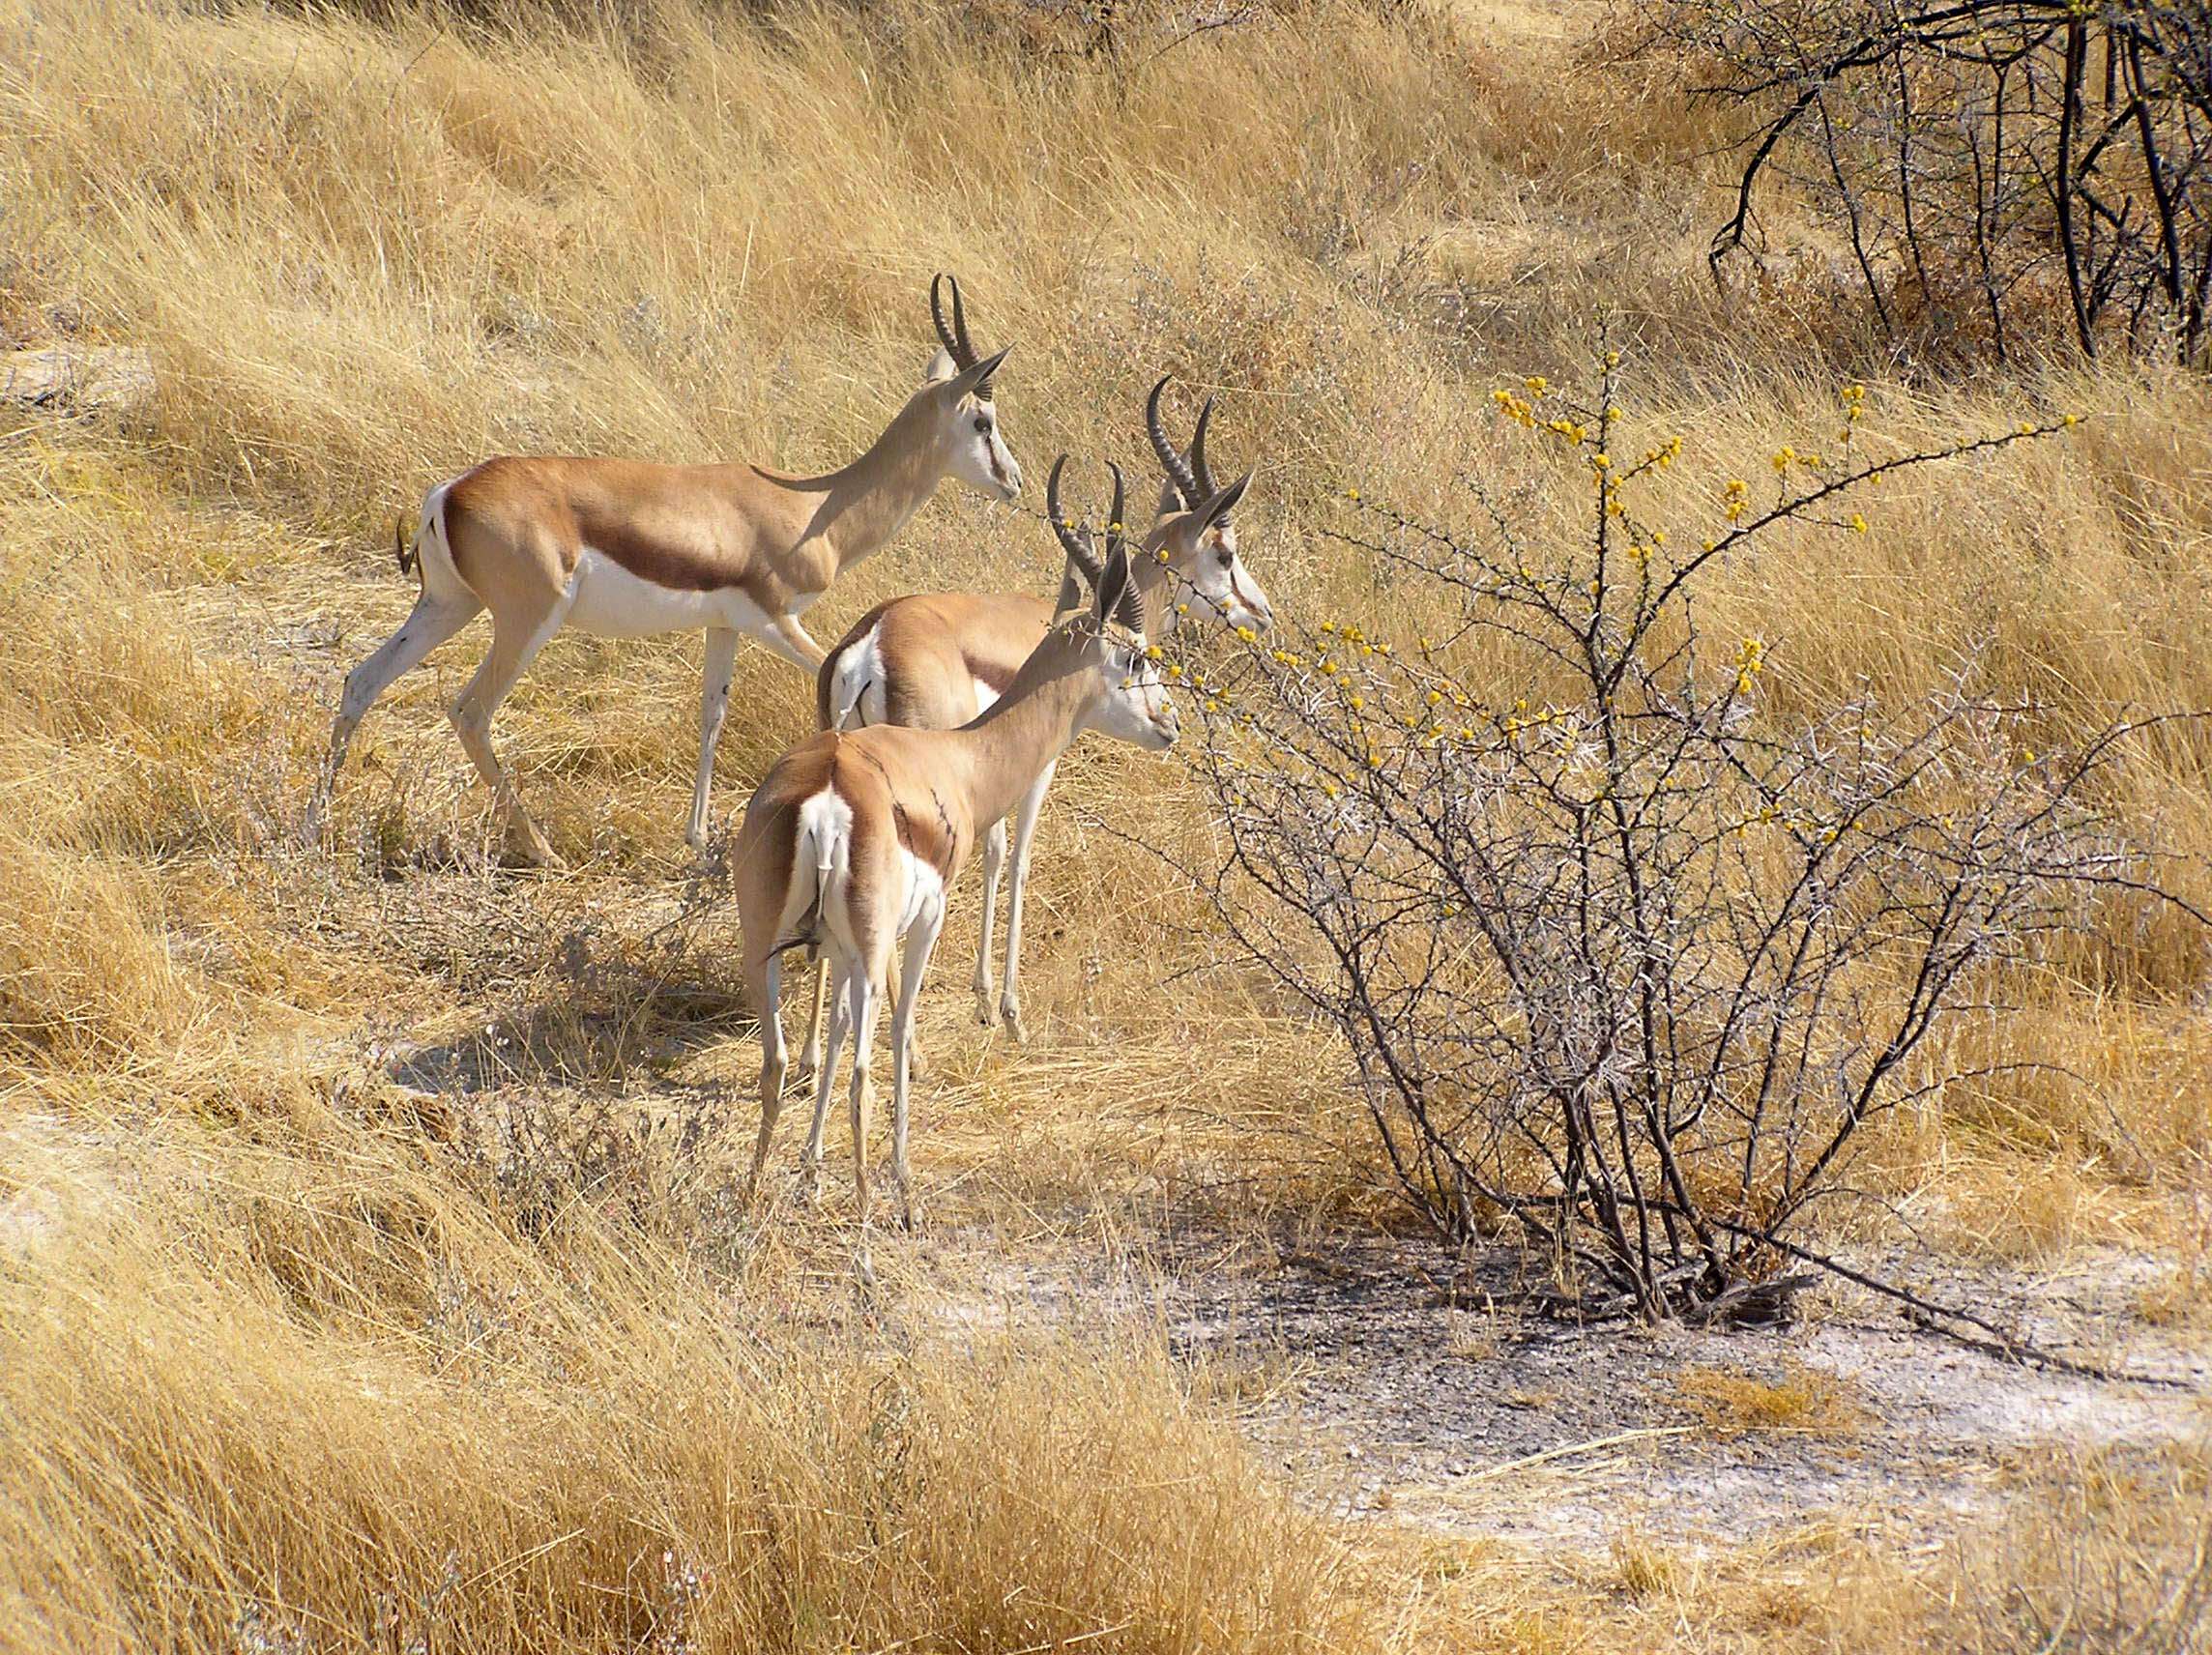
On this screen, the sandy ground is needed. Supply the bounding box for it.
[907,1227,2211,1551]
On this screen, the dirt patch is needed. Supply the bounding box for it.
[2,344,154,415]
[913,1229,2211,1552]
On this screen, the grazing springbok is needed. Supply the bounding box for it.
[736,466,1177,1227]
[308,276,1023,868]
[796,376,1269,1081]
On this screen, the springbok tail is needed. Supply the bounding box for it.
[818,635,876,732]
[407,473,476,605]
[393,513,418,579]
[779,793,850,957]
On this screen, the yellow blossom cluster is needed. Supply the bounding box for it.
[1723,479,1750,522]
[1734,634,1765,695]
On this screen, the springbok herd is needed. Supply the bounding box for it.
[313,276,1275,1229]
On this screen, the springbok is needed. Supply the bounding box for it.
[308,276,1023,868]
[796,376,1269,1081]
[736,466,1177,1227]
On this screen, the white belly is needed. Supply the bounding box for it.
[565,548,721,638]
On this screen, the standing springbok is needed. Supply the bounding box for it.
[308,276,1022,868]
[796,377,1269,1080]
[736,467,1177,1227]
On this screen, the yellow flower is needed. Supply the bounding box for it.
[2063,413,2081,427]
[1849,513,1868,535]
[1524,375,1549,394]
[1146,644,1162,660]
[1237,625,1257,643]
[1426,689,1442,706]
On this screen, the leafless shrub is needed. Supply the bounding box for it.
[1647,0,2212,366]
[1177,351,2202,1325]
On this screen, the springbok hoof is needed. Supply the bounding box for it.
[972,986,999,1029]
[1001,1004,1028,1045]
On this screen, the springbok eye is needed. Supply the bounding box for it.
[974,416,991,434]
[1218,548,1236,567]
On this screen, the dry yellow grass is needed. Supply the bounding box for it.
[1676,1362,1866,1441]
[3,0,2209,1648]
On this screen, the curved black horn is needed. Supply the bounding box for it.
[1146,375,1201,509]
[1104,461,1128,562]
[1188,396,1225,512]
[930,274,973,369]
[948,275,978,365]
[1047,455,1101,586]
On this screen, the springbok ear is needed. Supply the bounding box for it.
[943,345,1011,404]
[1202,469,1252,528]
[921,345,957,385]
[1092,544,1134,630]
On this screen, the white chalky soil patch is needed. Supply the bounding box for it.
[909,1228,2211,1552]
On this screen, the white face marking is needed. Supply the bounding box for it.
[1169,522,1271,634]
[1081,636,1178,750]
[946,398,1021,501]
